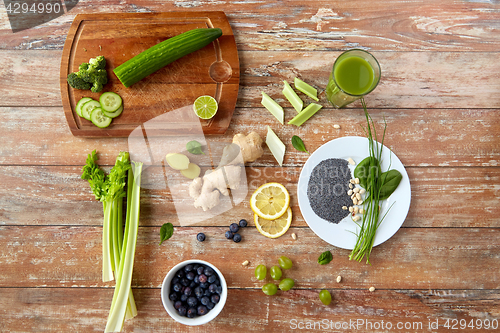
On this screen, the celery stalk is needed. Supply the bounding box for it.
[282,80,303,113]
[105,162,142,333]
[265,126,286,166]
[288,103,323,126]
[261,92,284,124]
[102,202,114,282]
[294,77,319,101]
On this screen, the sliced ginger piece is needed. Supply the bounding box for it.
[165,153,190,170]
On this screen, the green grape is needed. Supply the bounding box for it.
[254,264,267,280]
[270,265,282,280]
[319,289,332,305]
[279,278,295,291]
[262,283,278,296]
[278,256,293,269]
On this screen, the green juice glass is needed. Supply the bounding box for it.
[325,49,381,108]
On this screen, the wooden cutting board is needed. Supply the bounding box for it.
[60,12,239,137]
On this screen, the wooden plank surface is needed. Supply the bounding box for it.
[1,0,499,331]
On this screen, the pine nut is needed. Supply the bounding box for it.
[347,189,353,196]
[242,260,249,266]
[369,286,375,292]
[291,233,297,240]
[336,276,342,283]
[352,215,361,222]
[334,124,341,129]
[342,206,348,210]
[353,187,360,193]
[354,178,360,184]
[347,157,355,165]
[360,189,366,194]
[349,206,354,213]
[356,193,361,200]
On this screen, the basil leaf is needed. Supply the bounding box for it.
[378,169,402,200]
[186,140,205,155]
[317,250,333,265]
[159,223,174,245]
[292,135,309,154]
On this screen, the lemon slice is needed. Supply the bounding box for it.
[250,182,290,220]
[255,206,292,238]
[193,95,218,119]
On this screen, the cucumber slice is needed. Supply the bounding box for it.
[81,100,101,121]
[103,105,123,118]
[99,92,123,112]
[76,97,92,117]
[90,107,112,128]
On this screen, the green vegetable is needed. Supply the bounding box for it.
[186,140,205,155]
[317,250,333,265]
[159,223,174,245]
[80,99,100,121]
[291,135,309,154]
[81,150,141,329]
[261,92,284,124]
[288,103,323,126]
[90,107,112,128]
[294,77,319,101]
[278,256,293,270]
[278,278,295,291]
[100,92,123,113]
[319,289,332,305]
[76,97,92,117]
[349,99,399,264]
[270,265,282,280]
[67,56,108,93]
[114,28,223,88]
[282,80,303,112]
[266,126,286,166]
[262,283,278,295]
[254,265,267,280]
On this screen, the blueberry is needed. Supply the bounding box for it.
[197,305,208,316]
[216,286,223,295]
[172,277,179,285]
[206,301,215,310]
[225,230,234,239]
[199,282,208,289]
[184,264,194,272]
[208,275,217,284]
[189,281,196,288]
[174,300,182,310]
[169,293,178,301]
[178,305,187,316]
[186,271,195,280]
[187,296,198,308]
[180,294,188,302]
[172,283,182,293]
[233,233,242,243]
[194,275,200,284]
[204,289,212,297]
[200,296,210,306]
[198,274,207,283]
[204,267,214,276]
[194,287,203,298]
[211,294,220,304]
[180,278,190,286]
[196,233,206,242]
[239,219,248,227]
[197,265,205,275]
[176,270,185,278]
[209,284,218,294]
[183,287,192,296]
[187,307,197,318]
[229,223,239,233]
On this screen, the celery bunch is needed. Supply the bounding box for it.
[82,150,143,331]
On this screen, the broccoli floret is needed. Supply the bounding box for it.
[67,56,108,92]
[67,72,91,90]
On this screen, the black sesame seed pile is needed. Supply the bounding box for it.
[307,158,352,224]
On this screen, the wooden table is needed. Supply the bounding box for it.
[1,1,499,332]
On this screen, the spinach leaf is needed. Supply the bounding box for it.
[353,156,379,189]
[317,250,333,265]
[378,169,402,200]
[186,140,205,155]
[159,223,174,245]
[292,135,309,154]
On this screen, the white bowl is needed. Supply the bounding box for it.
[161,260,227,326]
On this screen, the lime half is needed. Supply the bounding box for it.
[193,95,218,119]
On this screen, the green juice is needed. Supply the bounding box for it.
[333,56,375,95]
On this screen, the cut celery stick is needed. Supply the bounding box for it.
[288,103,323,126]
[261,92,284,124]
[282,80,303,113]
[266,126,286,166]
[294,77,319,101]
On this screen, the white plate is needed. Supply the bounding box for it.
[297,136,411,250]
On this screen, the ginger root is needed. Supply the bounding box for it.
[189,132,264,211]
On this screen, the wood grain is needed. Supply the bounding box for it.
[1,0,499,52]
[3,50,500,109]
[1,166,499,228]
[0,288,498,333]
[0,226,498,289]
